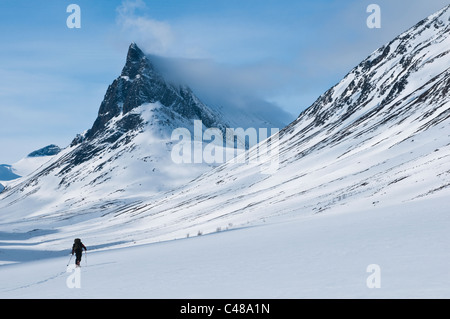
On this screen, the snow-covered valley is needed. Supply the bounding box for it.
[1,5,450,299]
[1,197,448,299]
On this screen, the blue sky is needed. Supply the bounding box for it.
[0,0,448,163]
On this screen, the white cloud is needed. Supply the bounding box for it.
[116,0,174,56]
[149,55,296,127]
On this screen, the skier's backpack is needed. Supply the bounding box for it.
[73,238,82,251]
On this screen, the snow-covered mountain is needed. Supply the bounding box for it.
[1,5,450,261]
[79,43,230,143]
[0,144,62,193]
[0,43,247,220]
[0,145,61,181]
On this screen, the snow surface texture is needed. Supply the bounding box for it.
[0,200,448,298]
[1,6,450,298]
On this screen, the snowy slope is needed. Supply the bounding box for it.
[8,145,61,178]
[0,198,448,298]
[10,156,55,178]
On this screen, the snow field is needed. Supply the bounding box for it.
[1,196,448,299]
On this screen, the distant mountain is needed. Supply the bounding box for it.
[0,145,61,184]
[27,145,61,158]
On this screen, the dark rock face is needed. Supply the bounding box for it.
[28,145,61,157]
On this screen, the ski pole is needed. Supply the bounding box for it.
[84,249,87,266]
[67,254,73,266]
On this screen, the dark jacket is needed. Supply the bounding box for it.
[72,241,87,255]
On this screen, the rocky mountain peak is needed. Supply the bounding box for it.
[81,43,226,142]
[121,43,158,80]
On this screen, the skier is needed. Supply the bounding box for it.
[71,238,87,267]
